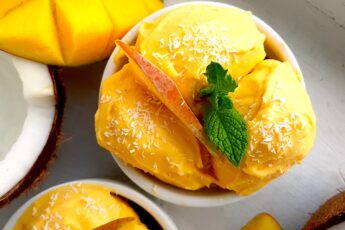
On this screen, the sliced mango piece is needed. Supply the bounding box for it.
[101,0,163,57]
[102,0,163,39]
[0,0,25,19]
[0,0,163,66]
[55,0,113,65]
[242,213,282,230]
[0,0,63,65]
[142,0,163,13]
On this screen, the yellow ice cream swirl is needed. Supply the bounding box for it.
[14,184,147,230]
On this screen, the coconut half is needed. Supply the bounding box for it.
[304,191,345,230]
[0,51,64,207]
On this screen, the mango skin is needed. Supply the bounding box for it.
[0,0,163,66]
[242,213,282,230]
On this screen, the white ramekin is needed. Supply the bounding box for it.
[3,179,177,230]
[101,1,305,207]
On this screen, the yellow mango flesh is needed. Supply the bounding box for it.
[101,0,163,58]
[0,0,163,66]
[102,0,163,39]
[0,0,64,65]
[55,0,113,65]
[0,0,25,18]
[95,63,216,190]
[14,184,147,230]
[242,213,282,230]
[137,5,266,112]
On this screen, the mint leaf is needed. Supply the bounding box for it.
[204,109,248,167]
[201,62,238,97]
[200,62,248,167]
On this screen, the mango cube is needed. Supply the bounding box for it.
[242,213,282,230]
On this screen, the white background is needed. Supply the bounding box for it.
[1,0,345,229]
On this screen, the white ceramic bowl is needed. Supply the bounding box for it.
[101,1,305,207]
[3,179,177,230]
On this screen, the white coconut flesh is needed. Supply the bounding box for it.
[0,51,56,199]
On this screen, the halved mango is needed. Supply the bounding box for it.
[0,0,63,65]
[55,0,113,65]
[102,0,163,39]
[0,0,163,66]
[0,0,25,19]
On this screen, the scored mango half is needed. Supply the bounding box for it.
[0,0,163,66]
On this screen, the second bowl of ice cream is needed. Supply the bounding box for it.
[95,1,316,207]
[4,179,177,229]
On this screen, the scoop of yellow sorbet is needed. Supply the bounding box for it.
[96,63,216,190]
[136,5,266,113]
[213,60,316,194]
[95,5,316,195]
[14,184,147,230]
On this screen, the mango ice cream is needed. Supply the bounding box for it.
[14,184,147,230]
[95,5,316,195]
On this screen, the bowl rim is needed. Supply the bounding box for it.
[3,179,177,230]
[101,1,304,207]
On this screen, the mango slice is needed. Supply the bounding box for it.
[0,0,25,18]
[55,0,113,65]
[0,0,64,65]
[242,213,282,230]
[102,0,162,39]
[0,0,163,66]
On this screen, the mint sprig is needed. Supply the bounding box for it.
[200,62,248,167]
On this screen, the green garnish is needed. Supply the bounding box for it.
[200,62,248,167]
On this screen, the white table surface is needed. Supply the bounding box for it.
[1,0,345,229]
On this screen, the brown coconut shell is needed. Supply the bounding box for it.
[304,191,345,230]
[0,66,65,207]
